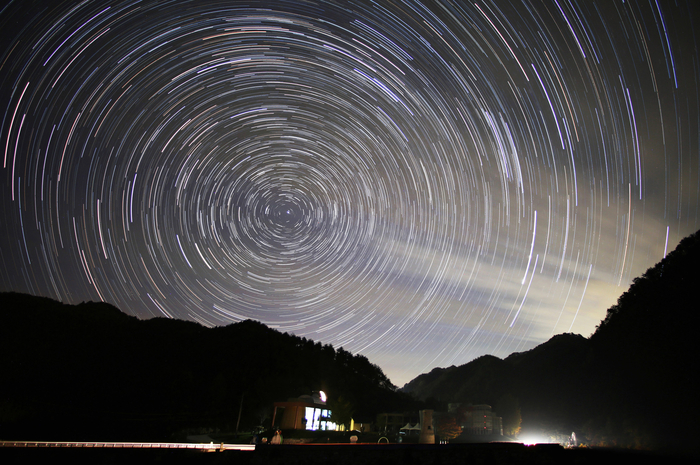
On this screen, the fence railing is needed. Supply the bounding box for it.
[0,440,255,451]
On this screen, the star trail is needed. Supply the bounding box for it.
[1,0,699,386]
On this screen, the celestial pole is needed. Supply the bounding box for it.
[1,0,699,386]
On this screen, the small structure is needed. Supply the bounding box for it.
[377,410,434,442]
[377,412,419,435]
[351,418,373,433]
[418,409,435,444]
[271,392,336,431]
[399,422,421,435]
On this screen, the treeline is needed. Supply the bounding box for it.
[0,292,414,441]
[403,229,700,454]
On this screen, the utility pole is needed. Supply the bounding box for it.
[236,392,245,436]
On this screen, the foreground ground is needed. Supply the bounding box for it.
[2,442,697,465]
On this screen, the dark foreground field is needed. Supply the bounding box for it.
[1,442,696,465]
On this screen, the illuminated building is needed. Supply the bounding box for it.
[271,391,337,431]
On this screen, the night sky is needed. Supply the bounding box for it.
[1,0,699,386]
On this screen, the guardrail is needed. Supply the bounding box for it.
[0,440,255,451]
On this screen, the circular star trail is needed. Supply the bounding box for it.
[1,0,699,385]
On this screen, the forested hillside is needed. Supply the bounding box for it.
[0,292,413,441]
[403,229,700,454]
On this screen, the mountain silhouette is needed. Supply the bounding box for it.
[402,229,700,454]
[0,292,412,441]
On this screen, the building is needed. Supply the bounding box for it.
[449,403,503,436]
[271,392,337,431]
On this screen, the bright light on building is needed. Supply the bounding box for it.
[304,406,335,431]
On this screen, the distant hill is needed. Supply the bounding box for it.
[402,229,700,454]
[0,292,414,441]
